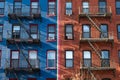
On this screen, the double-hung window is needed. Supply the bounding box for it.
[0,24,3,41]
[82,2,89,13]
[12,25,21,39]
[48,0,56,15]
[101,50,110,67]
[47,24,56,41]
[117,24,120,39]
[66,1,72,15]
[0,0,5,15]
[30,24,38,39]
[31,0,39,14]
[29,50,38,68]
[11,50,19,68]
[82,25,90,38]
[65,50,73,68]
[83,51,91,67]
[100,24,108,38]
[47,50,56,68]
[14,0,22,15]
[99,0,107,13]
[116,0,120,15]
[65,24,73,40]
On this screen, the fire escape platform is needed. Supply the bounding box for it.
[7,38,40,44]
[80,38,114,42]
[80,67,115,71]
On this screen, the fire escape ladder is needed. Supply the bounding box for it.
[16,16,33,39]
[88,69,97,80]
[14,41,33,70]
[88,40,101,58]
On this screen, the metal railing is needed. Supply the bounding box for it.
[79,6,112,15]
[5,59,40,69]
[80,31,114,41]
[81,59,116,69]
[8,5,41,16]
[7,30,40,40]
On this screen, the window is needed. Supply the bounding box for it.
[0,0,5,15]
[12,25,21,39]
[116,0,120,14]
[48,0,56,15]
[0,50,1,67]
[46,78,56,80]
[66,1,72,15]
[14,0,22,14]
[65,50,73,68]
[117,24,120,39]
[29,50,38,68]
[47,24,56,41]
[31,0,39,14]
[28,78,37,80]
[47,50,56,68]
[0,24,3,41]
[82,25,90,38]
[11,50,19,68]
[30,24,38,39]
[101,50,110,67]
[99,0,107,13]
[83,51,91,67]
[100,24,108,38]
[82,2,89,13]
[9,78,18,80]
[65,24,73,40]
[118,51,120,66]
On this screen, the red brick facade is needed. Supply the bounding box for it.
[58,0,120,80]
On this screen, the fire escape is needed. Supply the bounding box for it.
[79,6,116,80]
[5,3,41,79]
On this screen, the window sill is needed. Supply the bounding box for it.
[47,14,56,17]
[46,67,56,70]
[46,39,56,42]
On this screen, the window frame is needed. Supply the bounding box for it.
[117,24,120,40]
[98,0,107,13]
[65,1,72,15]
[10,50,20,68]
[82,1,89,13]
[0,0,5,15]
[83,50,92,67]
[100,24,108,38]
[30,24,38,39]
[101,50,110,67]
[82,24,91,38]
[48,0,56,16]
[30,0,39,15]
[65,50,74,68]
[46,50,56,69]
[65,24,74,40]
[116,0,120,15]
[13,0,22,14]
[0,24,3,41]
[47,24,56,41]
[12,24,21,39]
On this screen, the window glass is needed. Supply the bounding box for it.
[101,51,109,59]
[65,51,73,67]
[29,51,37,59]
[11,51,19,59]
[83,51,91,59]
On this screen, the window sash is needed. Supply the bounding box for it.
[66,59,73,67]
[29,51,37,59]
[83,51,91,59]
[101,51,109,59]
[11,51,19,59]
[66,51,73,59]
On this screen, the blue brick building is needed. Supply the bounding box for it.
[0,0,57,80]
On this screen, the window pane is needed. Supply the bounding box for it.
[101,51,109,59]
[13,26,20,31]
[49,26,55,32]
[12,51,19,59]
[100,25,107,32]
[0,2,4,8]
[83,25,90,32]
[31,26,37,33]
[15,2,21,8]
[66,25,72,33]
[66,51,73,59]
[0,25,3,32]
[66,60,73,67]
[48,51,55,59]
[48,59,55,67]
[83,51,91,58]
[29,51,37,59]
[31,2,38,8]
[118,25,120,32]
[116,1,120,8]
[83,2,89,8]
[66,2,72,8]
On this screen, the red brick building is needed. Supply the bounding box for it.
[58,0,120,80]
